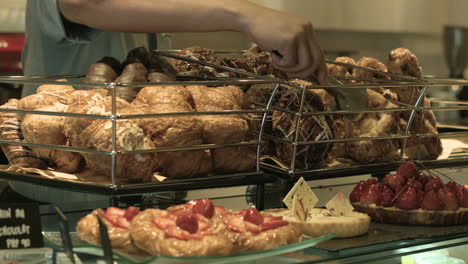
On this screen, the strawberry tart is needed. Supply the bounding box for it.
[350,161,468,225]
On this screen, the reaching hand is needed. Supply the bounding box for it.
[241,7,327,83]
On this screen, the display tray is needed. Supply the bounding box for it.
[0,165,275,195]
[42,232,336,264]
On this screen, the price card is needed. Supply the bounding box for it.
[325,192,354,217]
[0,203,43,249]
[283,177,318,222]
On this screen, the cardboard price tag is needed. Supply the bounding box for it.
[0,203,43,249]
[283,177,318,222]
[325,192,354,217]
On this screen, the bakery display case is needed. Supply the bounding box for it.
[1,47,468,263]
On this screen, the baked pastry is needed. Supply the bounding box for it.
[350,161,468,225]
[130,201,233,256]
[79,117,156,183]
[186,85,256,173]
[114,62,148,102]
[220,208,302,253]
[386,48,443,160]
[21,103,83,172]
[80,57,121,89]
[132,103,212,179]
[0,99,47,169]
[264,208,370,238]
[133,85,195,110]
[76,206,144,255]
[353,57,398,101]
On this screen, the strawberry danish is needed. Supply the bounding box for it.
[220,208,302,254]
[129,199,232,257]
[76,206,144,254]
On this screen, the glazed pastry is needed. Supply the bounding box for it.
[130,200,233,257]
[220,208,302,253]
[76,207,144,255]
[80,57,121,88]
[114,62,148,102]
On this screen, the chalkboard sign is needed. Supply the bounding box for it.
[0,203,43,249]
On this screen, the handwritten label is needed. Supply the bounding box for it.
[0,203,43,249]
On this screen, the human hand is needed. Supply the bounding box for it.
[241,7,327,83]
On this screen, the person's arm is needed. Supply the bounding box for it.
[58,0,326,82]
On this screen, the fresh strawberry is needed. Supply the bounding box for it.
[383,174,407,191]
[438,187,460,211]
[457,186,468,208]
[106,207,125,216]
[397,161,419,179]
[153,216,175,230]
[192,199,215,219]
[123,206,140,221]
[416,173,430,185]
[446,181,459,192]
[176,213,199,234]
[261,219,288,231]
[359,184,382,205]
[395,187,421,210]
[380,185,395,207]
[194,214,211,231]
[350,181,369,202]
[115,216,130,229]
[165,225,188,240]
[421,190,444,211]
[242,208,264,225]
[244,221,262,234]
[424,176,443,192]
[406,179,423,190]
[223,213,246,233]
[366,178,378,185]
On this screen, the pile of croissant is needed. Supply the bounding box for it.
[0,46,443,180]
[0,47,256,183]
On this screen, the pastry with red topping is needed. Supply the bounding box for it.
[129,199,232,257]
[351,161,468,225]
[220,208,302,254]
[76,206,144,254]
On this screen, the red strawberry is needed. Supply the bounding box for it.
[446,181,459,192]
[350,181,369,202]
[261,219,288,231]
[192,198,215,219]
[407,179,423,190]
[416,173,430,185]
[106,207,125,216]
[176,213,199,234]
[383,173,407,191]
[366,178,378,185]
[123,206,140,221]
[457,186,468,208]
[359,184,382,205]
[242,208,264,225]
[380,185,395,207]
[438,187,460,211]
[395,187,421,210]
[421,190,444,211]
[397,161,419,179]
[424,176,443,192]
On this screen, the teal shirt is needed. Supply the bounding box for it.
[22,0,150,96]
